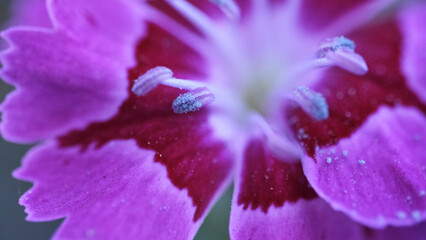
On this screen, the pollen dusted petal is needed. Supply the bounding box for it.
[302,106,426,228]
[230,138,426,240]
[230,196,426,240]
[13,140,215,240]
[231,197,362,240]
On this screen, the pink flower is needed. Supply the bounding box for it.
[1,0,426,239]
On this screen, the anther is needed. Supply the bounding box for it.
[316,36,368,75]
[132,67,208,96]
[132,67,173,96]
[172,87,215,114]
[209,0,241,20]
[293,86,329,121]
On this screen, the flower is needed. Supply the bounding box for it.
[1,0,426,239]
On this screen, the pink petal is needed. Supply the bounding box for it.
[231,197,364,240]
[0,0,142,143]
[14,140,230,239]
[230,138,426,239]
[302,106,426,228]
[401,3,426,104]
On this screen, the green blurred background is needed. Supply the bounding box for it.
[0,1,232,239]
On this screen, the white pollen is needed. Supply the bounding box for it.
[419,190,426,197]
[412,210,421,221]
[358,160,365,165]
[85,229,95,238]
[327,157,332,164]
[413,134,421,141]
[396,211,407,219]
[343,150,348,157]
[172,87,214,114]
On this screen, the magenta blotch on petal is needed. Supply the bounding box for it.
[302,106,426,228]
[235,138,316,212]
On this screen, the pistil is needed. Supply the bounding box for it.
[293,86,329,121]
[252,114,302,161]
[209,0,241,20]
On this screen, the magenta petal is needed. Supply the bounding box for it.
[14,140,230,239]
[231,198,364,240]
[231,195,426,240]
[0,0,142,143]
[48,0,143,60]
[302,106,426,228]
[298,0,393,32]
[401,3,426,104]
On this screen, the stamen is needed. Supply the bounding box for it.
[293,86,329,121]
[316,36,368,75]
[167,0,217,37]
[209,0,241,20]
[252,114,302,161]
[172,87,215,114]
[132,67,208,96]
[132,67,173,96]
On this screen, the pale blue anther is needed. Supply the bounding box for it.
[316,36,368,75]
[294,86,329,121]
[172,87,215,114]
[317,36,355,58]
[172,93,203,114]
[332,36,355,51]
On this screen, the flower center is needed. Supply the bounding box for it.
[137,0,369,161]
